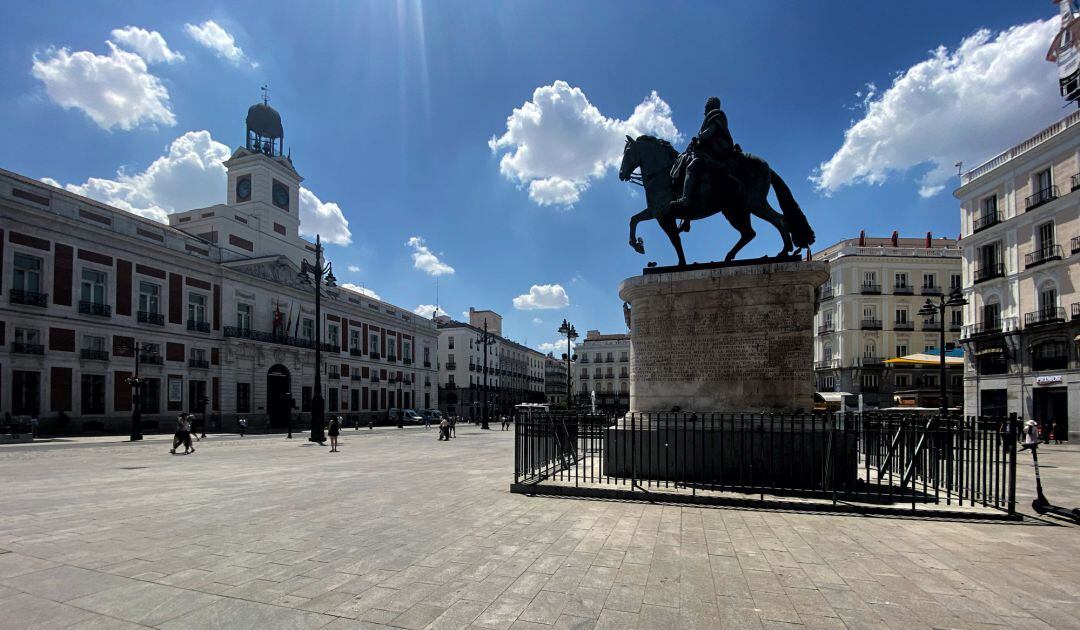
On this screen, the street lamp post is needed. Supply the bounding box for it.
[918,288,968,416]
[199,395,209,438]
[476,321,496,430]
[558,319,578,410]
[124,342,147,441]
[298,234,336,444]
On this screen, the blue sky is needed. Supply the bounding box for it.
[0,1,1065,353]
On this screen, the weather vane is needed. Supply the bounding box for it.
[261,84,269,105]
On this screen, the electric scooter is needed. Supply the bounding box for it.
[1026,442,1080,524]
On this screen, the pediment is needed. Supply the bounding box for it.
[223,255,303,288]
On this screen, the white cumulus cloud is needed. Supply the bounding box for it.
[347,265,361,273]
[340,283,381,301]
[184,20,255,67]
[537,339,575,355]
[413,304,449,318]
[489,80,681,206]
[513,284,569,310]
[110,26,184,64]
[299,188,351,245]
[31,41,175,131]
[406,236,455,275]
[532,317,544,325]
[45,130,350,241]
[813,18,1062,198]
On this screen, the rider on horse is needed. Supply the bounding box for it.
[670,96,743,231]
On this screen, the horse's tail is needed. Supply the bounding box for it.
[769,168,815,250]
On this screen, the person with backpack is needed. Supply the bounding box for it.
[328,415,341,452]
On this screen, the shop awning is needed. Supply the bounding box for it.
[884,353,964,366]
[815,392,853,403]
[973,346,1006,356]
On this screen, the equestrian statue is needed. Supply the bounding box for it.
[618,96,814,266]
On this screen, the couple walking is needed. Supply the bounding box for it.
[170,413,199,454]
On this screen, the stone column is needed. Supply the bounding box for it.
[619,261,829,413]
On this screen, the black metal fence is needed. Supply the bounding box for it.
[513,412,1018,517]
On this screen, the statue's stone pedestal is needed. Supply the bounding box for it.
[618,261,829,413]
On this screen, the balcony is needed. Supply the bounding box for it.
[11,342,44,355]
[187,319,210,333]
[139,353,163,365]
[973,263,1005,284]
[1025,307,1066,328]
[366,351,379,360]
[79,301,111,317]
[860,282,881,295]
[1025,245,1063,269]
[370,375,381,384]
[949,322,963,332]
[1025,185,1058,210]
[223,326,338,352]
[923,320,942,332]
[446,362,457,370]
[1032,352,1069,372]
[814,359,839,370]
[1073,173,1080,191]
[423,361,431,368]
[349,348,362,357]
[137,310,164,325]
[9,289,47,307]
[351,373,362,381]
[893,285,913,295]
[328,369,340,380]
[188,358,209,369]
[972,212,1002,233]
[856,357,884,368]
[1072,236,1080,255]
[819,286,834,300]
[860,318,882,330]
[403,358,412,365]
[81,349,109,361]
[893,321,914,331]
[817,324,835,335]
[921,285,942,296]
[387,355,398,363]
[1073,302,1080,320]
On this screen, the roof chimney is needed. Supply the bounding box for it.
[925,231,932,248]
[891,230,898,247]
[858,230,865,247]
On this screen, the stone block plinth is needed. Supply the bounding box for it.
[618,261,829,413]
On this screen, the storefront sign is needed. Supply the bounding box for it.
[168,376,183,401]
[1035,375,1063,386]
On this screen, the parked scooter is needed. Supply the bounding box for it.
[1022,419,1080,524]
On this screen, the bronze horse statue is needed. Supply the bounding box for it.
[618,135,814,265]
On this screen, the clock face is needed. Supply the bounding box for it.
[236,177,251,201]
[272,182,289,209]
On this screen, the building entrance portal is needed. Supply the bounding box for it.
[267,365,292,430]
[1033,386,1068,442]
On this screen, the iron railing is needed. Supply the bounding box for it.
[922,285,943,296]
[80,349,109,361]
[139,354,163,365]
[973,263,1005,283]
[1024,307,1066,328]
[188,358,209,369]
[817,324,834,335]
[9,289,47,307]
[972,212,1001,233]
[1073,302,1080,320]
[137,310,164,325]
[860,318,882,330]
[893,284,913,295]
[12,342,44,355]
[222,326,339,352]
[187,319,210,333]
[1072,236,1080,255]
[1025,245,1063,269]
[894,320,914,331]
[513,412,1018,517]
[860,282,881,294]
[79,301,111,316]
[1025,185,1058,210]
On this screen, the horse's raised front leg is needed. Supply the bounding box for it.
[658,216,687,266]
[629,209,649,254]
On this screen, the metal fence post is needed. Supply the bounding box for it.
[1007,411,1017,517]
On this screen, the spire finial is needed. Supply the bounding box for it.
[260,84,269,105]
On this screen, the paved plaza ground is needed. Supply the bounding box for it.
[0,425,1078,630]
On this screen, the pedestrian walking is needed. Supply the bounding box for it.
[329,415,341,452]
[171,414,195,454]
[425,413,432,430]
[1021,417,1040,451]
[1051,421,1061,444]
[29,415,39,438]
[449,415,457,438]
[438,416,450,441]
[238,417,247,437]
[501,415,510,431]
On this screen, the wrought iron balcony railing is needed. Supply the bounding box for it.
[814,359,839,370]
[1025,185,1058,210]
[370,351,381,360]
[860,282,881,294]
[972,211,1002,233]
[12,342,44,355]
[893,284,913,295]
[79,301,111,316]
[893,321,914,331]
[1024,307,1066,328]
[328,370,340,379]
[856,357,884,368]
[446,362,456,370]
[187,319,210,333]
[860,318,882,330]
[188,358,209,369]
[1024,245,1063,269]
[921,285,942,296]
[137,310,164,325]
[349,348,363,356]
[819,286,834,300]
[923,321,942,332]
[1072,236,1080,255]
[81,349,109,361]
[139,354,163,365]
[9,289,47,307]
[1073,302,1080,320]
[817,324,835,335]
[973,263,1005,283]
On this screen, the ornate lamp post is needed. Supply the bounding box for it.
[476,321,497,430]
[124,341,148,441]
[918,288,968,415]
[297,234,336,444]
[557,319,578,410]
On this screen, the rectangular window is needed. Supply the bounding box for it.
[328,388,339,412]
[950,274,962,290]
[895,374,910,388]
[13,254,43,293]
[302,386,312,412]
[140,378,160,413]
[190,347,207,362]
[860,374,879,389]
[350,330,361,351]
[1037,221,1055,251]
[951,310,963,326]
[81,269,106,304]
[328,323,339,345]
[236,303,252,330]
[387,336,396,360]
[448,336,455,349]
[924,345,935,354]
[237,383,251,413]
[895,308,908,323]
[83,335,106,352]
[1036,167,1052,191]
[14,327,41,345]
[12,371,41,416]
[424,347,430,363]
[403,340,411,360]
[81,374,106,414]
[302,318,314,341]
[369,332,379,354]
[922,273,936,289]
[138,281,160,314]
[894,272,907,288]
[863,271,877,283]
[187,293,207,323]
[896,344,908,357]
[982,194,997,215]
